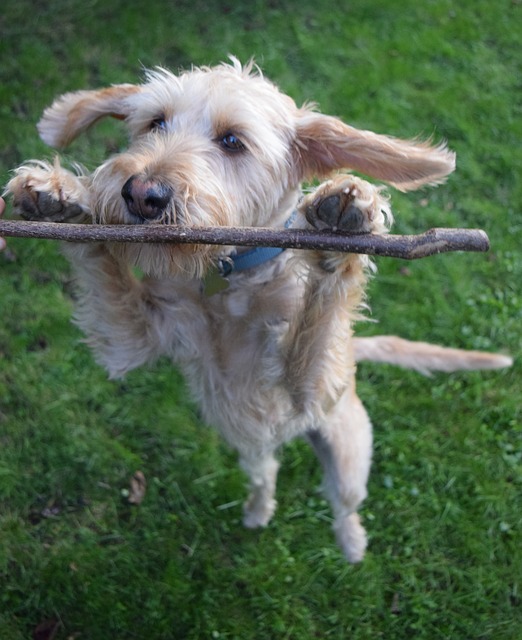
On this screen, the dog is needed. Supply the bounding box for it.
[6,59,511,562]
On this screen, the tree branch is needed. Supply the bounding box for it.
[0,219,490,260]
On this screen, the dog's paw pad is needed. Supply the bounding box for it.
[6,162,89,223]
[18,190,83,222]
[305,188,372,234]
[301,175,389,236]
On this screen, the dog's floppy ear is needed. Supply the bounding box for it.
[37,84,142,148]
[295,111,455,191]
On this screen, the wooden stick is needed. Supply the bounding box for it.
[0,219,490,260]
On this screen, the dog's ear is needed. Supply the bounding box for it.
[294,111,455,191]
[37,84,141,148]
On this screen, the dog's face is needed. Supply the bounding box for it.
[114,66,300,229]
[37,59,456,277]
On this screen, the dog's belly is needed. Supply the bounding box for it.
[189,322,298,446]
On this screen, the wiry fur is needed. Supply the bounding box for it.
[6,60,511,562]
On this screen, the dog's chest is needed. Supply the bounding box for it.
[178,259,305,439]
[206,263,302,375]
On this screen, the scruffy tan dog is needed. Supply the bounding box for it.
[6,60,511,562]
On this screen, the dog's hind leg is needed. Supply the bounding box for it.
[240,450,280,529]
[306,389,373,563]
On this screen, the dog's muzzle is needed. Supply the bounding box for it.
[121,175,173,222]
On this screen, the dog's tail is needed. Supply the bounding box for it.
[353,335,513,376]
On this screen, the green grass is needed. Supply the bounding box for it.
[0,1,521,638]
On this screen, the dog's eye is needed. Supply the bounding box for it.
[221,133,245,152]
[150,117,167,132]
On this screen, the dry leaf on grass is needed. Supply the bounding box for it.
[127,470,147,505]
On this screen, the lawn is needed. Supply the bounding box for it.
[0,1,521,638]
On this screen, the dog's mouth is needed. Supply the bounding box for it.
[121,175,180,225]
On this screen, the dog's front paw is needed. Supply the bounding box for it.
[301,175,390,235]
[6,160,91,223]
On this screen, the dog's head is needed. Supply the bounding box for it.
[38,59,455,276]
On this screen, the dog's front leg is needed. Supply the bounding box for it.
[284,174,390,417]
[5,160,145,374]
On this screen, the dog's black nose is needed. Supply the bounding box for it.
[121,175,173,220]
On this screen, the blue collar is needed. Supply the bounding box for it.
[218,210,297,277]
